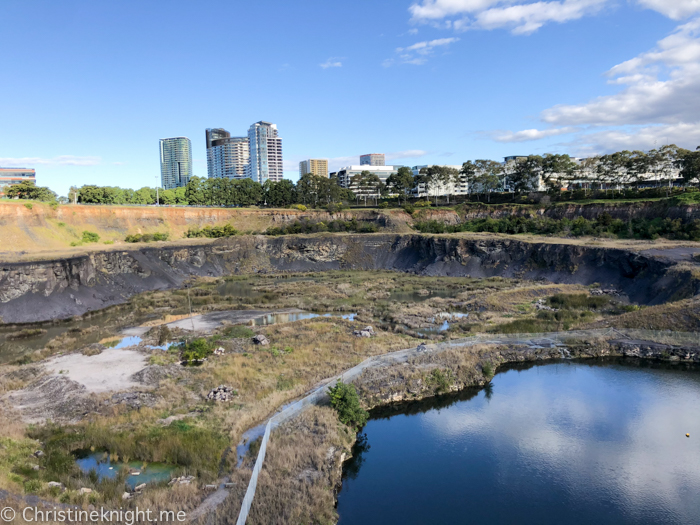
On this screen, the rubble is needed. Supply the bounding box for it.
[213,346,225,356]
[534,299,558,311]
[590,288,621,296]
[207,385,237,402]
[169,475,196,486]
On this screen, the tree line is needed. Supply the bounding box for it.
[3,144,700,206]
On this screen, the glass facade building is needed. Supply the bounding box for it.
[206,128,249,179]
[248,121,283,183]
[360,153,385,166]
[159,137,192,190]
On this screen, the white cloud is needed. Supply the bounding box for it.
[0,155,101,167]
[320,57,342,68]
[636,0,700,20]
[397,37,460,54]
[385,149,430,161]
[409,0,700,34]
[490,19,700,153]
[493,127,578,142]
[388,37,459,66]
[410,0,607,34]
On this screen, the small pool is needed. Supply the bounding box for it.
[75,452,178,489]
[253,312,356,326]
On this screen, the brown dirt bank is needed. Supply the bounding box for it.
[1,232,698,323]
[0,201,412,255]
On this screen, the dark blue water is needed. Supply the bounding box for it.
[337,360,700,525]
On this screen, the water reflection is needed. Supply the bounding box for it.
[338,359,700,525]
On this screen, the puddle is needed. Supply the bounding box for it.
[75,452,177,489]
[253,312,356,326]
[417,313,470,336]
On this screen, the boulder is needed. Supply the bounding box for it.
[134,483,147,492]
[353,330,372,338]
[207,385,237,402]
[363,326,375,334]
[213,347,225,356]
[34,450,44,458]
[122,492,132,500]
[48,481,64,489]
[78,488,92,495]
[252,334,269,346]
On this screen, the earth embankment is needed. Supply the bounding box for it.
[0,233,696,323]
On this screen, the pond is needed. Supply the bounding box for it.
[75,452,178,490]
[253,312,356,326]
[337,359,700,525]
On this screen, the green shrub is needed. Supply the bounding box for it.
[224,326,255,338]
[24,202,33,210]
[379,201,389,209]
[548,294,609,309]
[181,338,211,362]
[328,380,369,429]
[290,204,307,211]
[103,240,114,245]
[81,231,100,243]
[125,232,170,243]
[403,205,415,215]
[185,224,237,238]
[482,362,494,379]
[429,369,451,393]
[57,222,66,227]
[264,219,378,236]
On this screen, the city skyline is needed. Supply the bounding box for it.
[2,1,699,197]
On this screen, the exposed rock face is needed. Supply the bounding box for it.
[0,234,696,323]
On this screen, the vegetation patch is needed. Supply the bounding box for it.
[184,224,237,238]
[415,215,700,241]
[328,380,369,429]
[264,219,378,236]
[125,232,170,242]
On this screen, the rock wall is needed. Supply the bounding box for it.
[0,234,695,323]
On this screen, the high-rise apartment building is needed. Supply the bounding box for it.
[248,121,283,183]
[360,153,385,166]
[0,167,36,197]
[206,128,249,179]
[159,137,192,189]
[299,159,328,178]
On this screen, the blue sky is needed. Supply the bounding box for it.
[1,0,698,196]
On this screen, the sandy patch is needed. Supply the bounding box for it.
[44,348,148,394]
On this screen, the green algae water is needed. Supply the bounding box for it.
[337,359,700,525]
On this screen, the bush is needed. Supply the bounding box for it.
[481,362,494,379]
[81,231,100,243]
[24,202,33,210]
[403,204,415,215]
[328,380,368,429]
[379,201,389,209]
[290,204,307,211]
[414,200,432,208]
[548,293,609,309]
[264,219,378,236]
[185,224,237,238]
[125,232,169,243]
[181,338,211,362]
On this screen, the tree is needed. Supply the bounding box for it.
[185,176,207,205]
[386,167,414,204]
[67,186,79,204]
[4,180,56,201]
[350,171,382,206]
[472,160,503,202]
[297,173,324,206]
[234,178,263,206]
[264,179,296,207]
[678,146,700,186]
[328,380,368,429]
[540,154,578,192]
[508,156,542,194]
